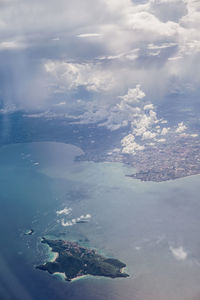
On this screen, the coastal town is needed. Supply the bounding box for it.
[112,134,200,182]
[78,131,200,183]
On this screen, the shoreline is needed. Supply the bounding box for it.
[49,251,59,262]
[43,240,59,262]
[71,275,90,282]
[53,272,67,281]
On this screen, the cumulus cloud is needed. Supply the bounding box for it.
[76,85,146,130]
[160,127,169,135]
[132,109,158,137]
[118,85,146,104]
[175,122,187,133]
[0,0,199,126]
[142,130,157,140]
[144,104,154,110]
[44,60,114,92]
[61,214,92,227]
[56,207,72,216]
[121,134,144,154]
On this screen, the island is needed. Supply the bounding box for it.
[36,237,129,281]
[24,229,34,236]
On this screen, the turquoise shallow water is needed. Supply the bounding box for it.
[0,142,200,300]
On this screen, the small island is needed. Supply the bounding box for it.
[36,237,129,281]
[24,229,34,236]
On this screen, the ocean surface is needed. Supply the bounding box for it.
[0,142,200,300]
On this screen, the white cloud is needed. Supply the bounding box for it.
[72,85,165,145]
[95,85,146,130]
[0,0,200,119]
[170,246,188,261]
[61,220,74,227]
[53,101,66,107]
[132,109,158,138]
[156,138,166,142]
[61,213,92,227]
[74,107,109,125]
[144,104,154,110]
[142,131,157,140]
[175,122,187,133]
[97,48,139,61]
[76,33,103,38]
[0,104,18,114]
[121,134,144,154]
[148,50,160,56]
[56,207,72,216]
[168,56,183,61]
[126,10,179,39]
[160,127,169,135]
[44,60,114,92]
[147,42,177,50]
[52,37,60,41]
[118,85,146,104]
[0,40,25,50]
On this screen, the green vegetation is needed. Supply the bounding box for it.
[36,238,129,281]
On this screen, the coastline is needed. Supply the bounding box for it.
[43,240,59,262]
[53,272,67,281]
[49,251,59,262]
[71,275,90,282]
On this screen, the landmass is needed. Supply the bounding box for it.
[79,135,200,182]
[122,136,200,182]
[1,112,200,183]
[36,237,129,281]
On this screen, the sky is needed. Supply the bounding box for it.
[0,0,199,150]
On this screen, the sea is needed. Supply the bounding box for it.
[0,141,200,300]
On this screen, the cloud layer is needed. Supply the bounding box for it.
[0,0,199,127]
